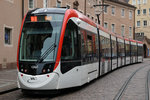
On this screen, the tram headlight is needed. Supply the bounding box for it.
[47,69,50,72]
[43,69,46,73]
[24,69,27,73]
[21,68,24,72]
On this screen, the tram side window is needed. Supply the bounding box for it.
[61,27,77,59]
[91,34,98,61]
[87,34,93,61]
[131,45,137,56]
[134,45,137,56]
[121,42,125,57]
[112,40,117,59]
[100,36,104,58]
[61,20,81,73]
[118,42,125,57]
[100,36,107,58]
[94,35,99,61]
[81,30,88,63]
[81,30,98,64]
[100,36,111,59]
[126,43,130,57]
[106,38,111,59]
[138,45,143,56]
[131,45,133,56]
[118,42,121,57]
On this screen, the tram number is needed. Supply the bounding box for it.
[30,77,37,80]
[27,77,37,83]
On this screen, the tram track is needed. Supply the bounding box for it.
[145,69,150,100]
[113,63,150,100]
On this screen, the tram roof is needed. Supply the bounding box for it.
[28,8,142,44]
[30,8,67,14]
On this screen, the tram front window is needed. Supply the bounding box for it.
[20,14,64,62]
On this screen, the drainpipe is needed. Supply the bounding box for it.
[102,0,104,27]
[84,0,86,15]
[22,0,24,20]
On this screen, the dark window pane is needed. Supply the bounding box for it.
[5,28,11,45]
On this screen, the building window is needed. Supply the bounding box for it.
[143,0,147,4]
[111,24,115,33]
[5,27,12,45]
[143,9,146,15]
[149,8,150,15]
[5,0,14,3]
[132,0,136,5]
[104,6,107,13]
[129,27,132,37]
[121,25,125,36]
[137,9,140,15]
[29,0,34,9]
[137,0,141,4]
[112,7,115,15]
[56,0,61,8]
[91,16,94,21]
[141,32,144,36]
[121,9,125,17]
[137,21,140,27]
[95,18,97,23]
[43,0,48,8]
[104,22,108,29]
[143,20,147,26]
[129,11,132,19]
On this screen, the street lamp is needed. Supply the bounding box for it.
[93,4,109,24]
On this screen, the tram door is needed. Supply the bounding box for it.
[118,38,125,67]
[125,40,130,65]
[100,32,111,75]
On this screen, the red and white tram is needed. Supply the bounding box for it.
[17,8,143,93]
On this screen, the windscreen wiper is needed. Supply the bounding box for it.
[37,43,56,63]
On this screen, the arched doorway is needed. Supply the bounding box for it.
[143,44,147,58]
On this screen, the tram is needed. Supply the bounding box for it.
[17,8,143,92]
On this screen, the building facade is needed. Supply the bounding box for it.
[0,0,22,69]
[0,0,135,69]
[129,0,150,57]
[101,0,136,38]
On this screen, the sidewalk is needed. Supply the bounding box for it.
[0,69,18,94]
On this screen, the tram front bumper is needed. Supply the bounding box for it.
[17,72,59,90]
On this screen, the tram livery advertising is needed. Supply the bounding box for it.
[17,8,143,93]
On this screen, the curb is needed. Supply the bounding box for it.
[0,87,19,95]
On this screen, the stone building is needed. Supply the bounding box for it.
[128,0,150,57]
[0,0,135,69]
[100,0,136,38]
[0,0,22,69]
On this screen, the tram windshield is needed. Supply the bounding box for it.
[19,14,64,62]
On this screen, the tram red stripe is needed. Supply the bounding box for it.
[17,14,26,70]
[53,10,78,70]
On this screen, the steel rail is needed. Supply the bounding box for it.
[145,69,150,100]
[113,64,150,100]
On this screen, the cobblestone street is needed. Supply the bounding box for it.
[0,59,150,100]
